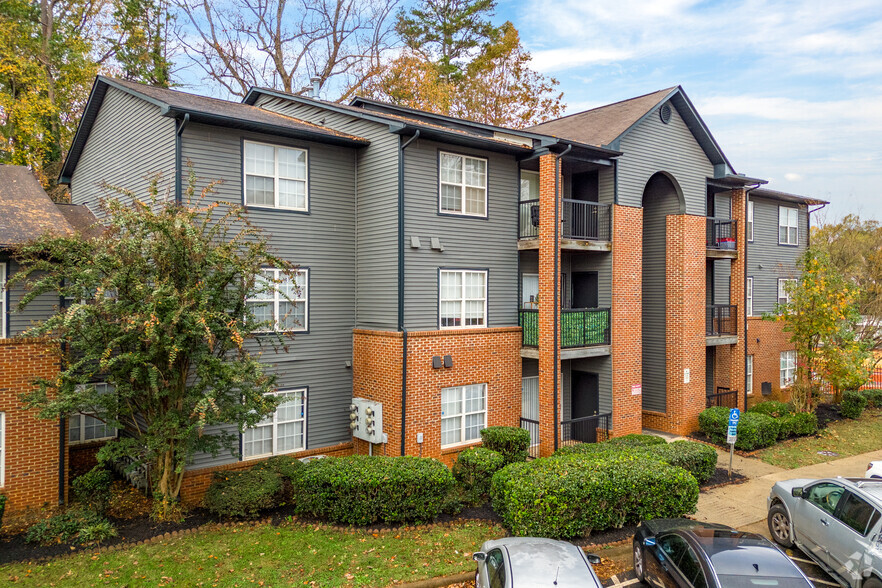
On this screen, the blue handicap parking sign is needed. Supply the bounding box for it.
[728,408,740,426]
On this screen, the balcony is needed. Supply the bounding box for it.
[706,386,739,409]
[519,308,611,359]
[706,218,738,259]
[706,304,737,345]
[518,200,612,251]
[560,413,612,445]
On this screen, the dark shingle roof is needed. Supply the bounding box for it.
[54,203,102,239]
[0,165,74,247]
[751,187,829,206]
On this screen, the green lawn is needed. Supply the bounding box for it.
[756,408,882,468]
[1,519,506,587]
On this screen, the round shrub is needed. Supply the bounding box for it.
[776,412,818,439]
[251,455,305,503]
[861,389,882,408]
[698,406,730,442]
[72,467,114,515]
[203,468,282,518]
[644,441,718,484]
[699,407,779,451]
[480,427,531,465]
[841,390,868,419]
[748,401,792,418]
[490,454,698,538]
[294,456,454,525]
[453,447,505,504]
[603,433,666,448]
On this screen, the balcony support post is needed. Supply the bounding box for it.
[729,187,748,410]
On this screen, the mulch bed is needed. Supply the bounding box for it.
[815,403,844,428]
[702,467,747,489]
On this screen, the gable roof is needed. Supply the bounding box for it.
[528,86,734,174]
[0,165,75,247]
[60,77,369,183]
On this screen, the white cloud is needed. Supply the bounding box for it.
[784,173,804,182]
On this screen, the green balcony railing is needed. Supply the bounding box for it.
[518,308,610,348]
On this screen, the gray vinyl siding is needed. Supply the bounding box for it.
[402,138,519,330]
[713,260,731,305]
[561,253,612,308]
[616,103,714,216]
[178,122,358,467]
[3,259,59,337]
[746,196,808,314]
[254,96,400,330]
[69,86,175,214]
[598,166,615,205]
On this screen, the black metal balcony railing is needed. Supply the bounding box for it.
[706,304,737,336]
[707,218,737,250]
[560,413,611,444]
[518,200,611,241]
[519,417,540,458]
[706,387,738,409]
[518,308,611,348]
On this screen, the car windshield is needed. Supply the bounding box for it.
[716,575,811,588]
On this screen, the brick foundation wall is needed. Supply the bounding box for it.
[0,338,63,513]
[69,442,104,481]
[746,317,795,406]
[352,327,522,466]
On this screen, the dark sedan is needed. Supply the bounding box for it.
[632,519,813,588]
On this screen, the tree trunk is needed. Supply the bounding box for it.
[153,445,185,520]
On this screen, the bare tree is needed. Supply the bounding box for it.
[176,0,399,100]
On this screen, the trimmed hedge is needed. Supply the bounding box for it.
[453,447,505,504]
[71,467,114,515]
[841,390,868,419]
[480,427,531,465]
[862,389,882,408]
[251,455,305,503]
[490,454,698,538]
[294,456,454,525]
[777,412,818,439]
[203,468,282,518]
[603,434,667,448]
[699,406,779,451]
[748,401,792,418]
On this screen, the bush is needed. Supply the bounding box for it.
[603,434,667,448]
[203,468,282,518]
[25,509,108,545]
[453,447,505,505]
[748,401,792,418]
[860,389,882,409]
[777,412,818,439]
[645,441,718,484]
[72,467,114,515]
[841,390,868,419]
[251,455,305,503]
[295,456,454,525]
[698,407,779,451]
[0,494,6,528]
[490,455,698,538]
[77,519,118,544]
[480,427,531,465]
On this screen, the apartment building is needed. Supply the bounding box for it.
[0,77,825,508]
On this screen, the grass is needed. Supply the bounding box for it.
[1,519,506,587]
[756,408,882,469]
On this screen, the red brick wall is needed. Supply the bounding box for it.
[728,188,747,409]
[352,327,522,466]
[0,338,62,513]
[69,442,104,481]
[746,317,795,406]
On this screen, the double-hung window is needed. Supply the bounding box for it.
[778,278,796,306]
[441,384,486,447]
[747,201,754,242]
[247,268,308,332]
[439,152,487,217]
[69,383,116,444]
[780,350,797,388]
[746,355,754,395]
[0,262,6,338]
[778,206,798,245]
[244,141,308,210]
[439,270,487,329]
[746,277,753,316]
[243,388,306,459]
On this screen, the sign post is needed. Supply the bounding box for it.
[727,408,740,479]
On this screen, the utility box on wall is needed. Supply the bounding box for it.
[349,398,384,444]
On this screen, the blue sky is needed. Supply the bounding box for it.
[491,0,882,222]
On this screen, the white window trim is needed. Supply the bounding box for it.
[746,355,754,395]
[438,151,488,217]
[0,261,6,339]
[243,140,309,211]
[0,412,5,487]
[69,383,117,444]
[747,201,754,242]
[247,268,309,333]
[778,206,799,245]
[439,269,488,330]
[780,351,797,388]
[778,278,797,306]
[242,388,307,459]
[746,277,753,317]
[441,383,487,449]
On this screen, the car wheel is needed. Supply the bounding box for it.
[768,503,793,548]
[863,578,882,588]
[633,539,646,582]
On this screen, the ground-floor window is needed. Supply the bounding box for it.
[746,355,754,395]
[243,388,306,459]
[780,351,797,388]
[441,384,486,447]
[69,383,116,444]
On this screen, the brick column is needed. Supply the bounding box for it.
[665,215,707,434]
[729,188,748,409]
[537,153,560,456]
[611,204,643,436]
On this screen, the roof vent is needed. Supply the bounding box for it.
[659,104,672,124]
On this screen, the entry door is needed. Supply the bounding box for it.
[521,274,539,309]
[571,272,599,309]
[571,371,599,442]
[521,376,539,446]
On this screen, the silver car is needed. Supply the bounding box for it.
[768,477,882,588]
[473,537,603,588]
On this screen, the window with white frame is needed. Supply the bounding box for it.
[69,383,116,444]
[0,262,6,339]
[244,141,308,210]
[439,152,487,217]
[243,388,306,459]
[441,384,486,447]
[780,351,796,388]
[779,206,798,245]
[778,278,796,306]
[747,201,754,242]
[0,412,5,487]
[246,268,308,332]
[439,270,487,328]
[746,355,754,395]
[746,277,753,316]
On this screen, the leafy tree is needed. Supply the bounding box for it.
[9,175,297,518]
[109,0,175,86]
[770,248,870,410]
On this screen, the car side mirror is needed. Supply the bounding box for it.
[473,552,486,562]
[791,487,803,498]
[586,553,602,565]
[644,537,657,547]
